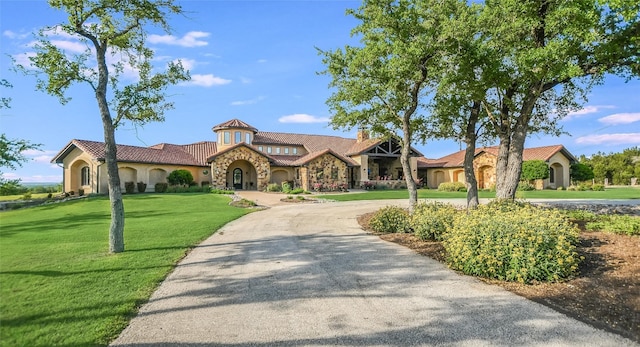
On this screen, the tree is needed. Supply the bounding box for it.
[570,162,594,183]
[167,169,194,186]
[477,0,639,199]
[320,0,456,211]
[0,80,42,194]
[521,160,549,181]
[18,0,190,253]
[582,147,640,184]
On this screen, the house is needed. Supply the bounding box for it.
[417,145,577,190]
[51,118,577,194]
[51,119,422,194]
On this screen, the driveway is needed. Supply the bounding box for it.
[111,197,637,346]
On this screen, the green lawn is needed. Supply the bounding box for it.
[0,192,53,201]
[321,186,640,201]
[0,193,249,346]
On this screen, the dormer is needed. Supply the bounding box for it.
[212,119,259,149]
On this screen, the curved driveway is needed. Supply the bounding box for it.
[111,197,637,346]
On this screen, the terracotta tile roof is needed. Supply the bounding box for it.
[345,138,382,156]
[253,131,359,165]
[417,144,575,169]
[51,139,215,167]
[206,142,271,162]
[212,119,258,133]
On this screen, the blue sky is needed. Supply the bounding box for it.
[1,0,639,183]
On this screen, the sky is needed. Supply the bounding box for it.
[0,0,639,183]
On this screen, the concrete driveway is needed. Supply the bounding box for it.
[111,197,637,346]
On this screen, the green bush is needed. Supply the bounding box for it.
[521,160,549,181]
[124,181,135,194]
[444,201,580,283]
[154,183,168,193]
[282,181,292,193]
[210,188,234,195]
[437,181,466,192]
[567,185,577,191]
[369,206,410,234]
[562,209,597,222]
[517,181,536,191]
[289,188,305,194]
[591,183,605,191]
[266,183,282,192]
[577,183,591,191]
[587,215,640,236]
[167,170,194,186]
[137,182,147,193]
[410,202,457,241]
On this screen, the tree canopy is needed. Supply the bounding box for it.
[18,0,190,253]
[580,147,640,185]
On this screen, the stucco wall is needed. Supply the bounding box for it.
[544,152,571,189]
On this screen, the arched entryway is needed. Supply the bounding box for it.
[70,159,91,193]
[550,163,564,188]
[226,160,258,190]
[477,165,493,189]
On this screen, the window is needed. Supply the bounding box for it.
[276,147,281,154]
[549,167,555,183]
[235,131,241,144]
[217,132,222,144]
[267,146,272,154]
[81,166,90,186]
[284,147,289,154]
[316,168,324,180]
[258,146,263,151]
[245,133,251,144]
[224,131,230,144]
[296,168,300,179]
[293,147,298,155]
[331,166,338,179]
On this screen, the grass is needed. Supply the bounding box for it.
[321,186,640,201]
[0,193,249,346]
[0,192,53,201]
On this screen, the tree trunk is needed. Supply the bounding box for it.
[401,116,418,212]
[95,44,125,253]
[463,101,480,209]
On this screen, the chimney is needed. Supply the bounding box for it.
[357,128,369,143]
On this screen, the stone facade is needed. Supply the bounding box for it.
[209,146,271,191]
[305,153,348,191]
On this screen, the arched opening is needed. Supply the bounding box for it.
[550,163,564,188]
[70,159,91,193]
[453,170,465,183]
[271,169,289,184]
[119,167,137,189]
[149,168,167,190]
[226,160,257,190]
[477,165,494,189]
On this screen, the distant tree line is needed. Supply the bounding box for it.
[575,147,640,185]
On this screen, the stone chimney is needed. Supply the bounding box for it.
[357,128,369,143]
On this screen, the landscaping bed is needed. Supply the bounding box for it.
[358,211,640,343]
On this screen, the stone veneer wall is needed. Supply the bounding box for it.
[473,153,497,189]
[307,154,348,189]
[210,147,271,190]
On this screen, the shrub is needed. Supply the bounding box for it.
[587,215,640,236]
[78,188,84,196]
[201,181,210,187]
[369,206,410,234]
[556,186,564,191]
[577,183,591,191]
[154,183,168,193]
[567,185,577,191]
[444,201,581,283]
[591,183,605,191]
[137,182,147,193]
[289,188,305,194]
[282,181,292,193]
[517,181,536,191]
[47,193,53,199]
[563,209,598,222]
[210,188,234,195]
[167,170,194,186]
[521,160,549,181]
[410,202,457,241]
[266,183,282,192]
[22,192,32,200]
[124,181,135,194]
[437,181,466,192]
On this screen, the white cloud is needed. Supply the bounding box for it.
[181,74,231,87]
[575,133,640,145]
[278,114,330,123]
[51,39,87,53]
[231,96,265,106]
[0,172,61,183]
[563,105,616,121]
[598,113,640,125]
[3,30,29,40]
[148,31,209,47]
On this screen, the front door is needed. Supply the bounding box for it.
[233,168,243,189]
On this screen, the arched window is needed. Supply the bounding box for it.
[81,166,90,186]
